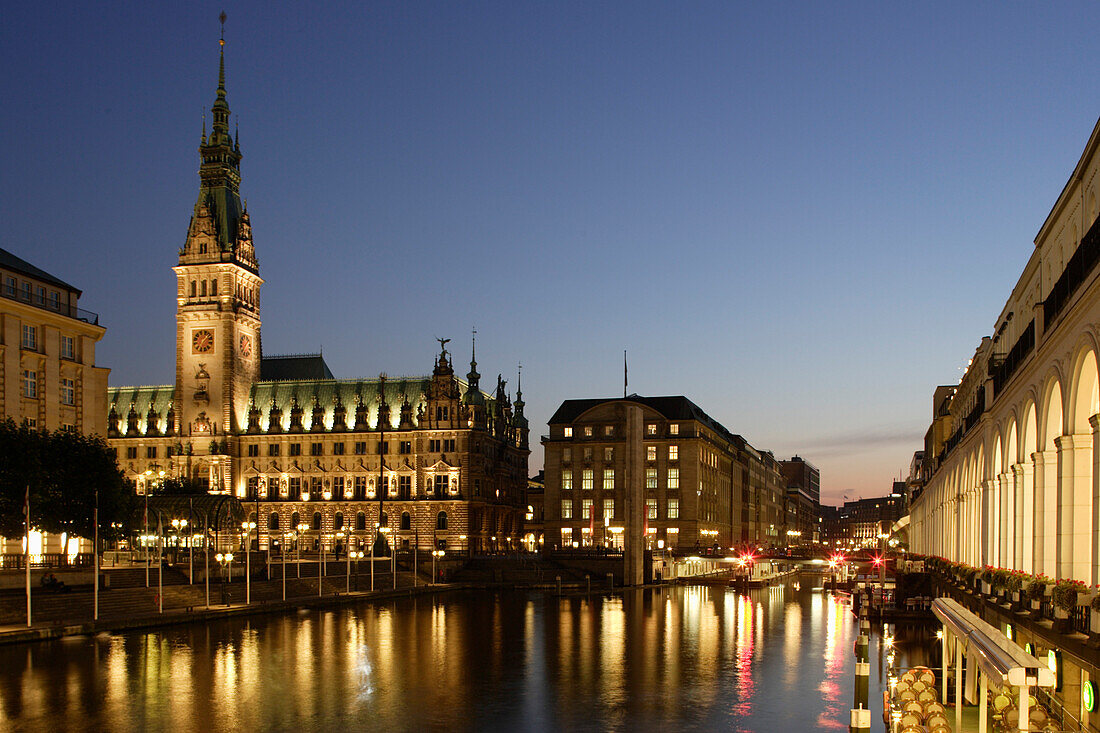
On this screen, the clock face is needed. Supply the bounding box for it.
[239,334,253,358]
[192,329,214,354]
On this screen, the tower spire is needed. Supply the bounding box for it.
[187,11,245,260]
[464,327,484,406]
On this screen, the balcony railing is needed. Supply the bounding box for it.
[1,284,99,325]
[990,319,1035,401]
[1045,213,1100,330]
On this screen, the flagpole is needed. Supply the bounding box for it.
[157,512,163,613]
[94,488,99,622]
[25,484,31,628]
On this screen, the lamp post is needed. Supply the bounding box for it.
[281,529,287,601]
[337,530,348,592]
[241,520,256,604]
[432,549,444,585]
[352,550,363,591]
[297,523,308,578]
[215,552,233,606]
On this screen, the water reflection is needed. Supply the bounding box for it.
[0,578,938,732]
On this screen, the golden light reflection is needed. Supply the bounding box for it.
[0,585,868,730]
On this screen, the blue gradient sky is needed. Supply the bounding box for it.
[4,2,1100,505]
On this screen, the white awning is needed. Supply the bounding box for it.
[932,597,1055,688]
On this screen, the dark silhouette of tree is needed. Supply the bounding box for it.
[0,420,131,541]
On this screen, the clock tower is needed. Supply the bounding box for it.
[173,30,263,450]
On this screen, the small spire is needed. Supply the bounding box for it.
[201,110,206,144]
[516,363,523,402]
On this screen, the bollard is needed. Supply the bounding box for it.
[854,633,869,662]
[556,576,561,597]
[607,573,614,591]
[587,574,591,594]
[849,706,870,733]
[853,661,869,709]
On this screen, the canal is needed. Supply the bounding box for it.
[0,577,938,732]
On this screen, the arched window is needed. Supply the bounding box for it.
[268,512,279,531]
[291,511,300,529]
[436,511,447,531]
[190,281,196,298]
[210,279,218,296]
[356,511,366,531]
[249,511,257,524]
[401,511,411,530]
[334,512,344,530]
[312,511,322,531]
[380,511,388,528]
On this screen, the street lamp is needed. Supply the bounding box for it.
[351,550,364,591]
[296,522,308,578]
[432,549,444,584]
[215,551,234,606]
[241,521,256,604]
[142,466,165,587]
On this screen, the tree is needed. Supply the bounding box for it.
[0,420,132,542]
[0,420,46,538]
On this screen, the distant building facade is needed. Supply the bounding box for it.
[106,40,528,555]
[780,455,821,545]
[542,395,794,552]
[824,493,905,550]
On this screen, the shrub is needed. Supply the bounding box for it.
[1053,579,1087,611]
[1026,577,1050,601]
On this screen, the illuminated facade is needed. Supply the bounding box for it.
[106,39,529,554]
[910,113,1100,584]
[542,395,790,552]
[0,248,109,556]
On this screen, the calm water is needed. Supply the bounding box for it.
[0,578,938,732]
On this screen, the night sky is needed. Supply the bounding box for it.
[4,2,1100,504]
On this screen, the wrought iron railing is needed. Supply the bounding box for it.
[1045,213,1100,330]
[0,285,99,325]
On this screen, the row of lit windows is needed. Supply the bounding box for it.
[244,439,432,457]
[561,423,682,439]
[20,325,75,360]
[244,473,458,501]
[561,445,679,463]
[187,278,258,307]
[258,509,448,533]
[561,467,680,491]
[560,497,680,520]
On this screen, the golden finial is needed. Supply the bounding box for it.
[219,11,227,46]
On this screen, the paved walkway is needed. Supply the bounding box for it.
[0,570,440,645]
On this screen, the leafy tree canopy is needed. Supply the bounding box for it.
[0,420,132,541]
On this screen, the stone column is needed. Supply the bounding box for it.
[997,472,1009,568]
[1012,464,1025,570]
[981,479,994,567]
[1056,434,1092,581]
[622,404,644,587]
[1033,450,1057,577]
[1017,463,1034,573]
[1092,415,1100,587]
